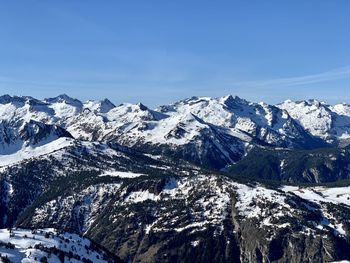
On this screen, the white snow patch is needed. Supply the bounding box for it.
[98,170,145,178]
[191,240,200,247]
[282,185,350,206]
[125,190,160,203]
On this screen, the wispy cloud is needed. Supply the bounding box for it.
[234,66,350,88]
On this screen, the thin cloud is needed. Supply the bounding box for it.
[235,66,350,88]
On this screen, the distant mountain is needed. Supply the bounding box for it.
[278,99,350,145]
[0,119,72,155]
[2,94,350,262]
[0,94,343,169]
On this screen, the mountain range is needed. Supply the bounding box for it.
[1,94,350,262]
[2,94,350,168]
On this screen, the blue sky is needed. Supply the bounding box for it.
[1,1,350,107]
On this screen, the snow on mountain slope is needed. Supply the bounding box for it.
[0,119,72,156]
[31,183,122,233]
[283,185,350,206]
[0,134,203,227]
[278,99,333,139]
[24,175,247,237]
[26,173,350,238]
[0,137,74,168]
[17,172,350,262]
[107,102,167,125]
[98,170,145,178]
[278,99,350,144]
[45,99,81,121]
[0,95,112,158]
[116,111,209,146]
[62,110,113,141]
[331,103,350,143]
[1,93,350,169]
[0,94,113,125]
[83,99,115,114]
[332,103,350,116]
[160,95,270,131]
[64,102,167,142]
[157,95,312,146]
[0,94,316,147]
[0,228,116,262]
[1,94,349,148]
[44,94,83,119]
[0,96,56,124]
[282,185,350,235]
[85,95,326,169]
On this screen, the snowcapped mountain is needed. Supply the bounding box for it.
[278,99,350,145]
[0,94,339,169]
[2,94,350,262]
[0,119,72,155]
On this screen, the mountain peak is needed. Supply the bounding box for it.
[279,99,328,108]
[0,95,31,105]
[305,99,325,107]
[99,98,116,112]
[137,102,149,111]
[84,98,115,113]
[221,94,248,108]
[102,98,115,107]
[45,94,83,107]
[0,94,12,104]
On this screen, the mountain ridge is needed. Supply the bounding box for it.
[1,94,347,170]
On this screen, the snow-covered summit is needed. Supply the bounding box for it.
[45,94,83,107]
[278,99,350,143]
[84,98,115,113]
[331,103,350,116]
[1,94,350,169]
[0,119,72,155]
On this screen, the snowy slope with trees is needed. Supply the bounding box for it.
[0,228,118,263]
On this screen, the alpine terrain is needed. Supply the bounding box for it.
[1,94,350,263]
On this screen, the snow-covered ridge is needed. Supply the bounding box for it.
[2,94,350,169]
[0,137,74,168]
[0,228,114,263]
[278,99,350,143]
